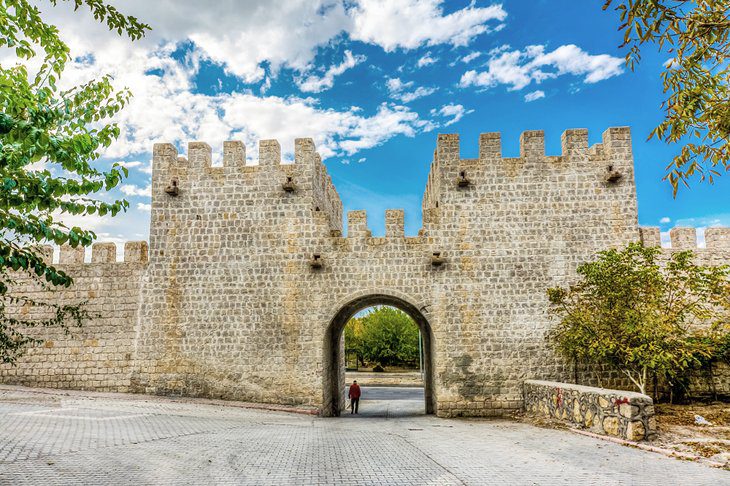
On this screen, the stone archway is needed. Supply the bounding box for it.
[322,293,435,417]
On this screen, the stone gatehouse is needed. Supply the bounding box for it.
[2,127,728,417]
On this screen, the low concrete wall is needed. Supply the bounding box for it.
[523,380,656,441]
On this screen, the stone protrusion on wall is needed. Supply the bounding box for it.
[705,227,730,249]
[259,139,281,166]
[670,227,697,249]
[478,132,501,159]
[295,137,316,161]
[639,227,661,248]
[602,127,632,152]
[152,143,179,170]
[188,141,212,170]
[519,130,545,158]
[59,245,84,264]
[223,140,245,174]
[385,209,405,238]
[124,241,149,263]
[436,134,459,164]
[38,245,54,264]
[347,210,370,238]
[560,128,589,156]
[597,127,634,185]
[92,242,117,263]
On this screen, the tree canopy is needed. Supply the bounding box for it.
[0,0,150,363]
[547,242,730,396]
[344,306,420,369]
[603,0,730,194]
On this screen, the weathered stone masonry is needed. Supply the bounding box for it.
[2,127,728,417]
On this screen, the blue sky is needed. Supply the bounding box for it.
[28,0,729,248]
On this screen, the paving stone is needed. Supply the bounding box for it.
[0,386,727,485]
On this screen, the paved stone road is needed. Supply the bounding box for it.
[343,386,425,417]
[0,385,727,485]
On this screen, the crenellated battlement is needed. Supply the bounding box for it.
[151,137,344,235]
[154,138,331,172]
[422,127,636,237]
[433,126,631,163]
[40,241,149,265]
[640,227,730,250]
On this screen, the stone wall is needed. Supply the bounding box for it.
[0,126,727,417]
[524,380,656,441]
[126,127,642,416]
[0,242,148,392]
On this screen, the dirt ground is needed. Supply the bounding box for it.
[653,402,730,466]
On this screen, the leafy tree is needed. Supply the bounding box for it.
[344,316,364,368]
[547,243,730,395]
[0,1,150,363]
[344,306,420,368]
[603,1,730,194]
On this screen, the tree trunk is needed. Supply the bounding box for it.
[708,362,717,402]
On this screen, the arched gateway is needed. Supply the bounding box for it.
[3,128,704,417]
[323,293,435,417]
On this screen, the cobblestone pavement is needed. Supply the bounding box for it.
[0,386,728,485]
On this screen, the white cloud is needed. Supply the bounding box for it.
[386,77,437,103]
[119,184,152,197]
[35,1,507,85]
[659,216,671,224]
[221,96,429,157]
[460,51,482,64]
[45,42,430,164]
[524,90,545,102]
[14,1,507,164]
[117,161,143,169]
[348,0,507,51]
[431,104,473,126]
[297,50,366,93]
[137,203,152,211]
[29,1,353,84]
[459,44,624,91]
[417,52,438,68]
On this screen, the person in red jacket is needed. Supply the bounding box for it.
[348,380,361,414]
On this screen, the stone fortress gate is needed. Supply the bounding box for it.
[2,127,728,417]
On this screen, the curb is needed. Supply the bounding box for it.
[569,428,727,469]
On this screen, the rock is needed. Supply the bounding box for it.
[626,420,645,441]
[619,402,639,418]
[694,414,713,426]
[602,416,620,436]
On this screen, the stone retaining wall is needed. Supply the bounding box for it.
[523,380,656,441]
